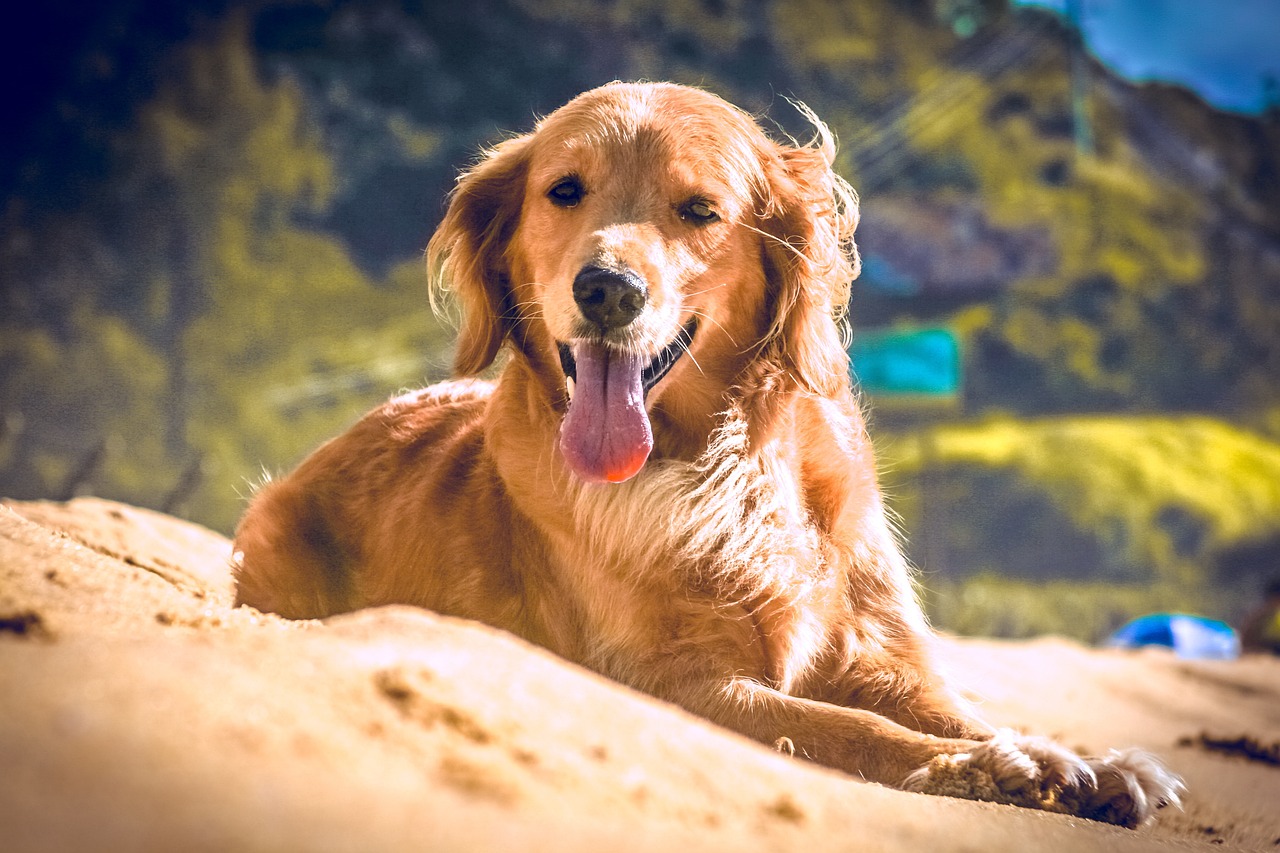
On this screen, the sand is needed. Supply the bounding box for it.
[2,497,1277,852]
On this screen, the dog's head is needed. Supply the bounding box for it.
[428,82,859,484]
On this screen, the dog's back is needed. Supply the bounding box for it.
[235,380,503,621]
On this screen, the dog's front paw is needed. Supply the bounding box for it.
[903,730,1183,828]
[903,729,1093,810]
[1067,749,1185,829]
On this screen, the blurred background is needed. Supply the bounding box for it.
[2,0,1277,643]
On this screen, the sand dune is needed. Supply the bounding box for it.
[2,498,1277,851]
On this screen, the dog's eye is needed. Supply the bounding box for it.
[680,199,719,224]
[548,178,584,207]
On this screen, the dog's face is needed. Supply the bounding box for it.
[513,86,774,483]
[428,83,859,484]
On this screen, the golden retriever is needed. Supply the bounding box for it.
[233,82,1181,826]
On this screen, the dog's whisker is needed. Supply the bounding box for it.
[685,308,738,349]
[681,340,706,377]
[682,280,732,299]
[507,295,548,316]
[739,221,809,262]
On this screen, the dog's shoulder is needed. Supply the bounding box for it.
[387,378,495,412]
[363,378,494,440]
[293,379,496,485]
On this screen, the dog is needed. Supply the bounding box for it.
[233,82,1182,826]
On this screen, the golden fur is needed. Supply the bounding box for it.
[234,82,1180,825]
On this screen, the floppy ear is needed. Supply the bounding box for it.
[756,120,860,399]
[427,134,533,376]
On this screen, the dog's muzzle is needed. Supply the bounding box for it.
[556,318,697,484]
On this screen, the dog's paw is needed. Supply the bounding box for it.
[903,729,1093,810]
[1066,749,1186,829]
[903,730,1184,828]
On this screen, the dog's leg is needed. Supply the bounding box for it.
[233,480,356,620]
[700,678,1182,827]
[705,677,966,784]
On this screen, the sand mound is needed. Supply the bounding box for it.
[2,498,1277,851]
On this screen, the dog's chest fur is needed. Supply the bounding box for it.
[518,410,838,696]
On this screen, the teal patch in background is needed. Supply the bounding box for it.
[850,327,961,397]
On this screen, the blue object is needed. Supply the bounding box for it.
[850,327,961,396]
[860,255,919,296]
[1105,613,1240,660]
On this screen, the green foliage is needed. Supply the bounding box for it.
[183,242,450,531]
[882,416,1280,637]
[770,4,1273,417]
[1,14,451,533]
[873,29,1228,411]
[0,307,174,507]
[918,576,1212,642]
[159,21,454,530]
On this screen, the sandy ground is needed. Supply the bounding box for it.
[1,497,1278,852]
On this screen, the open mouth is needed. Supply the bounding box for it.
[556,318,697,400]
[555,318,697,485]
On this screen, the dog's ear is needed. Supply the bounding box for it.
[427,134,533,376]
[757,118,860,399]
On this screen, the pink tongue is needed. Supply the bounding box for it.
[559,342,653,483]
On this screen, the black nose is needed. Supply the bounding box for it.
[572,266,647,331]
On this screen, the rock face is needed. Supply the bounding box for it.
[857,197,1058,300]
[2,497,1278,852]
